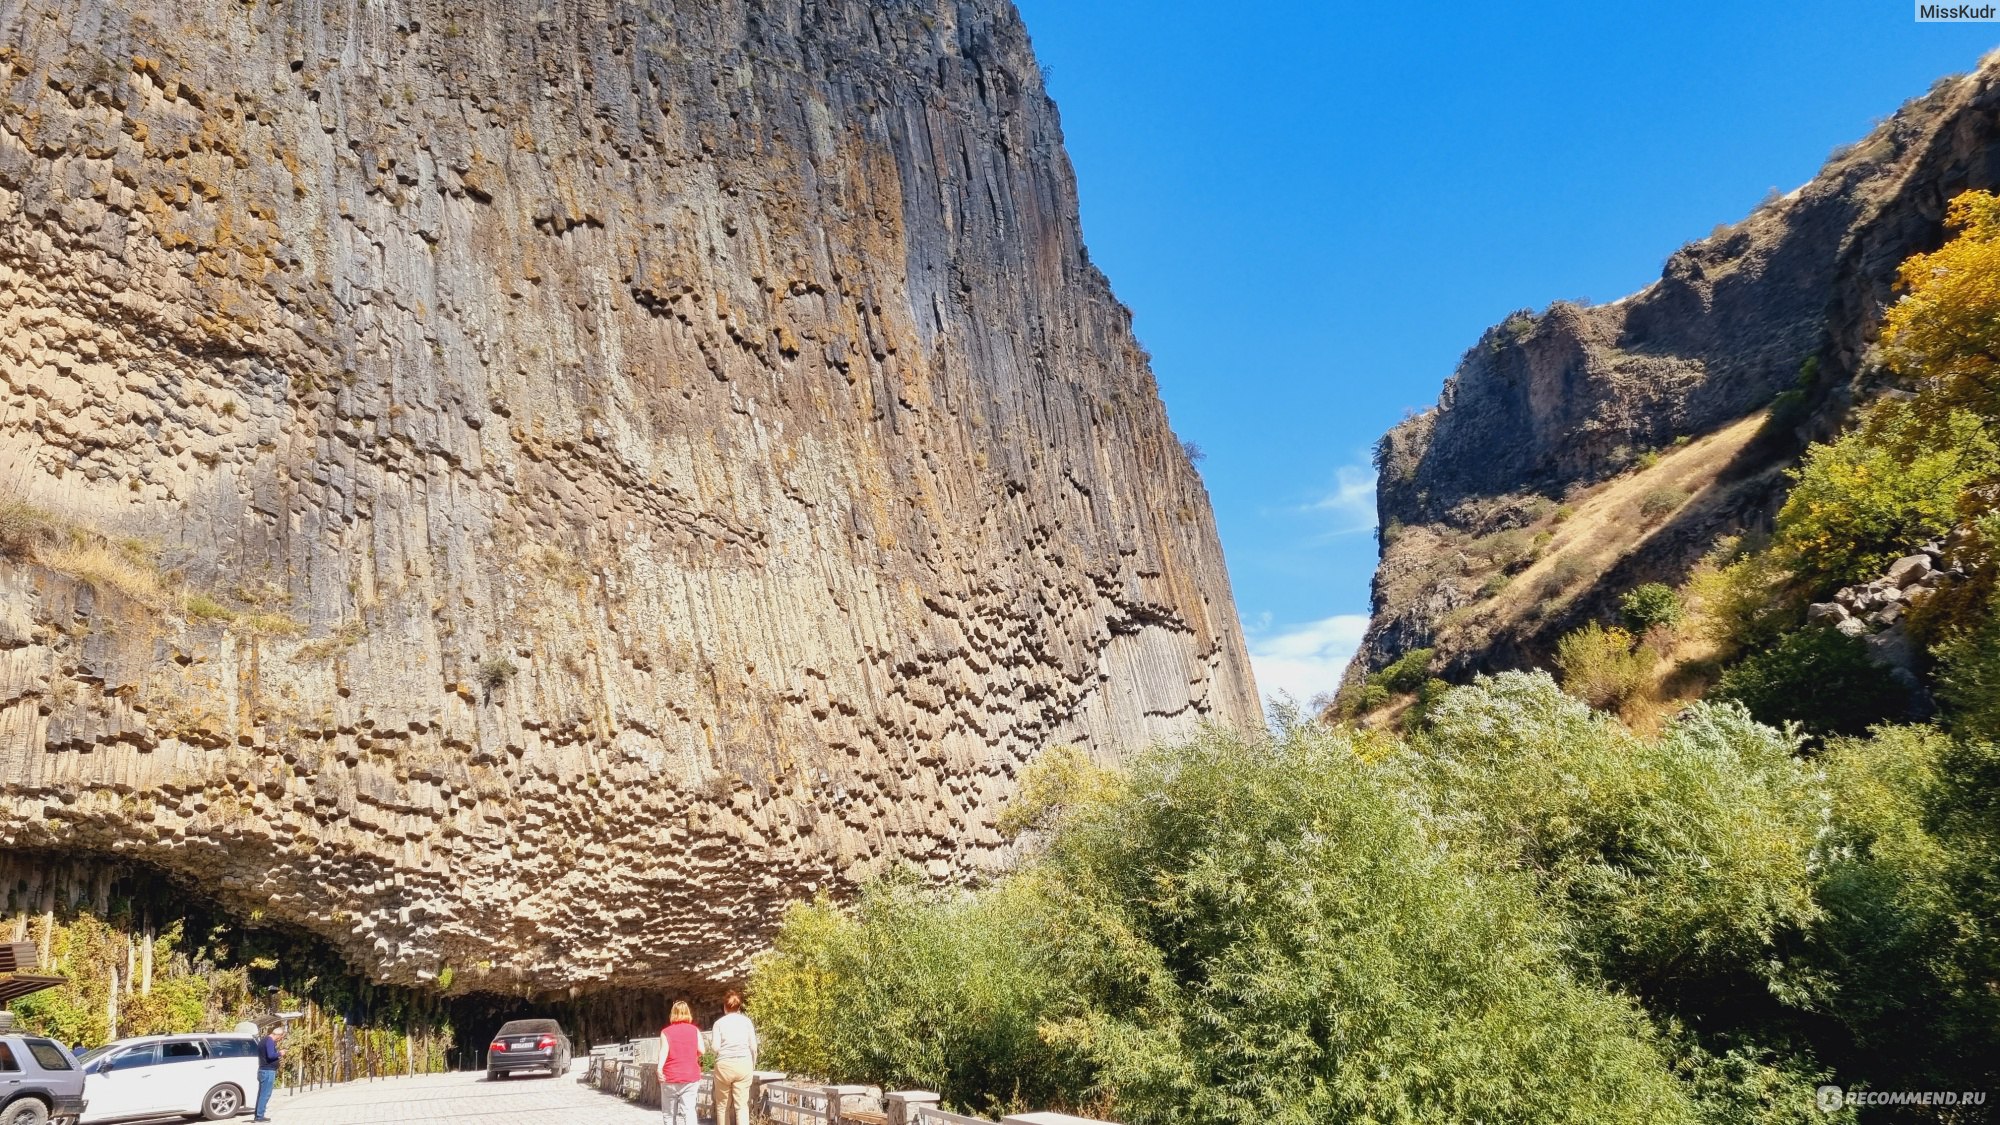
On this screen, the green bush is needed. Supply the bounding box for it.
[1776,402,1998,589]
[1555,623,1655,709]
[478,656,517,692]
[1674,1041,1849,1125]
[1375,646,1434,693]
[748,878,1079,1114]
[1712,627,1907,740]
[756,717,1704,1125]
[1686,543,1797,650]
[1475,528,1534,569]
[1043,723,1698,1125]
[1640,486,1691,521]
[1544,553,1594,595]
[1620,583,1684,633]
[1934,585,2000,742]
[1407,675,1823,999]
[1814,726,2000,1097]
[749,674,2000,1123]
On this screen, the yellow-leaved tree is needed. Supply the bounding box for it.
[1883,188,2000,421]
[1775,190,2000,589]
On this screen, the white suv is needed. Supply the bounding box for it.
[75,1035,259,1123]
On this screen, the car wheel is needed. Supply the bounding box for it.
[201,1083,244,1120]
[488,1069,504,1081]
[1,1098,50,1125]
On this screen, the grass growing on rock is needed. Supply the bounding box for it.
[1,483,303,634]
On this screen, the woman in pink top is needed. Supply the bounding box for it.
[658,1000,704,1125]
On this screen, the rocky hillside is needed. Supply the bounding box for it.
[1355,55,2000,680]
[0,0,1258,999]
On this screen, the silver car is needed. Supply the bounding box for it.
[0,1034,87,1125]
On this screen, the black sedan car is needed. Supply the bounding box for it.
[486,1019,572,1080]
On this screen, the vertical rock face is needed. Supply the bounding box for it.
[0,0,1258,995]
[1355,60,2000,677]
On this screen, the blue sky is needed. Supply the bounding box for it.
[1011,0,1998,708]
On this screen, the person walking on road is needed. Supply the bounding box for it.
[658,1000,703,1125]
[710,991,759,1125]
[253,1024,285,1122]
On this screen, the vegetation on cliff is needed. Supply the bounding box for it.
[745,191,2000,1124]
[1,861,455,1080]
[750,678,1996,1123]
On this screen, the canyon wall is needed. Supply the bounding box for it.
[1357,57,2000,677]
[0,0,1259,997]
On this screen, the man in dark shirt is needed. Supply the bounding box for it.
[253,1025,285,1122]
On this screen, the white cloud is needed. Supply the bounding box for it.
[1246,614,1370,708]
[1301,464,1378,536]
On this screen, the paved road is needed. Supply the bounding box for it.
[266,1062,661,1124]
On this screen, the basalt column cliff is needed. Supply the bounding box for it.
[0,1,1259,995]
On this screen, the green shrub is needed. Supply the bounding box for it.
[0,490,61,558]
[1933,585,2000,742]
[1408,675,1825,1001]
[1375,646,1434,693]
[1555,623,1655,709]
[1763,388,1810,438]
[1815,726,2000,1096]
[1712,628,1906,740]
[1347,681,1391,716]
[1044,723,1698,1125]
[183,592,236,623]
[1640,486,1691,521]
[1776,402,1998,589]
[1674,1041,1849,1125]
[477,656,517,692]
[1545,553,1594,595]
[748,877,1077,1114]
[756,716,1707,1125]
[1620,583,1684,633]
[1476,528,1534,569]
[1686,543,1797,650]
[751,672,2000,1122]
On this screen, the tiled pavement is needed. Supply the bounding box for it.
[266,1062,661,1124]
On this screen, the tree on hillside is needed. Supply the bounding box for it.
[1883,189,2000,422]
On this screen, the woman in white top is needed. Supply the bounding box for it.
[709,991,759,1125]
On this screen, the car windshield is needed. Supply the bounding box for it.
[495,1020,560,1036]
